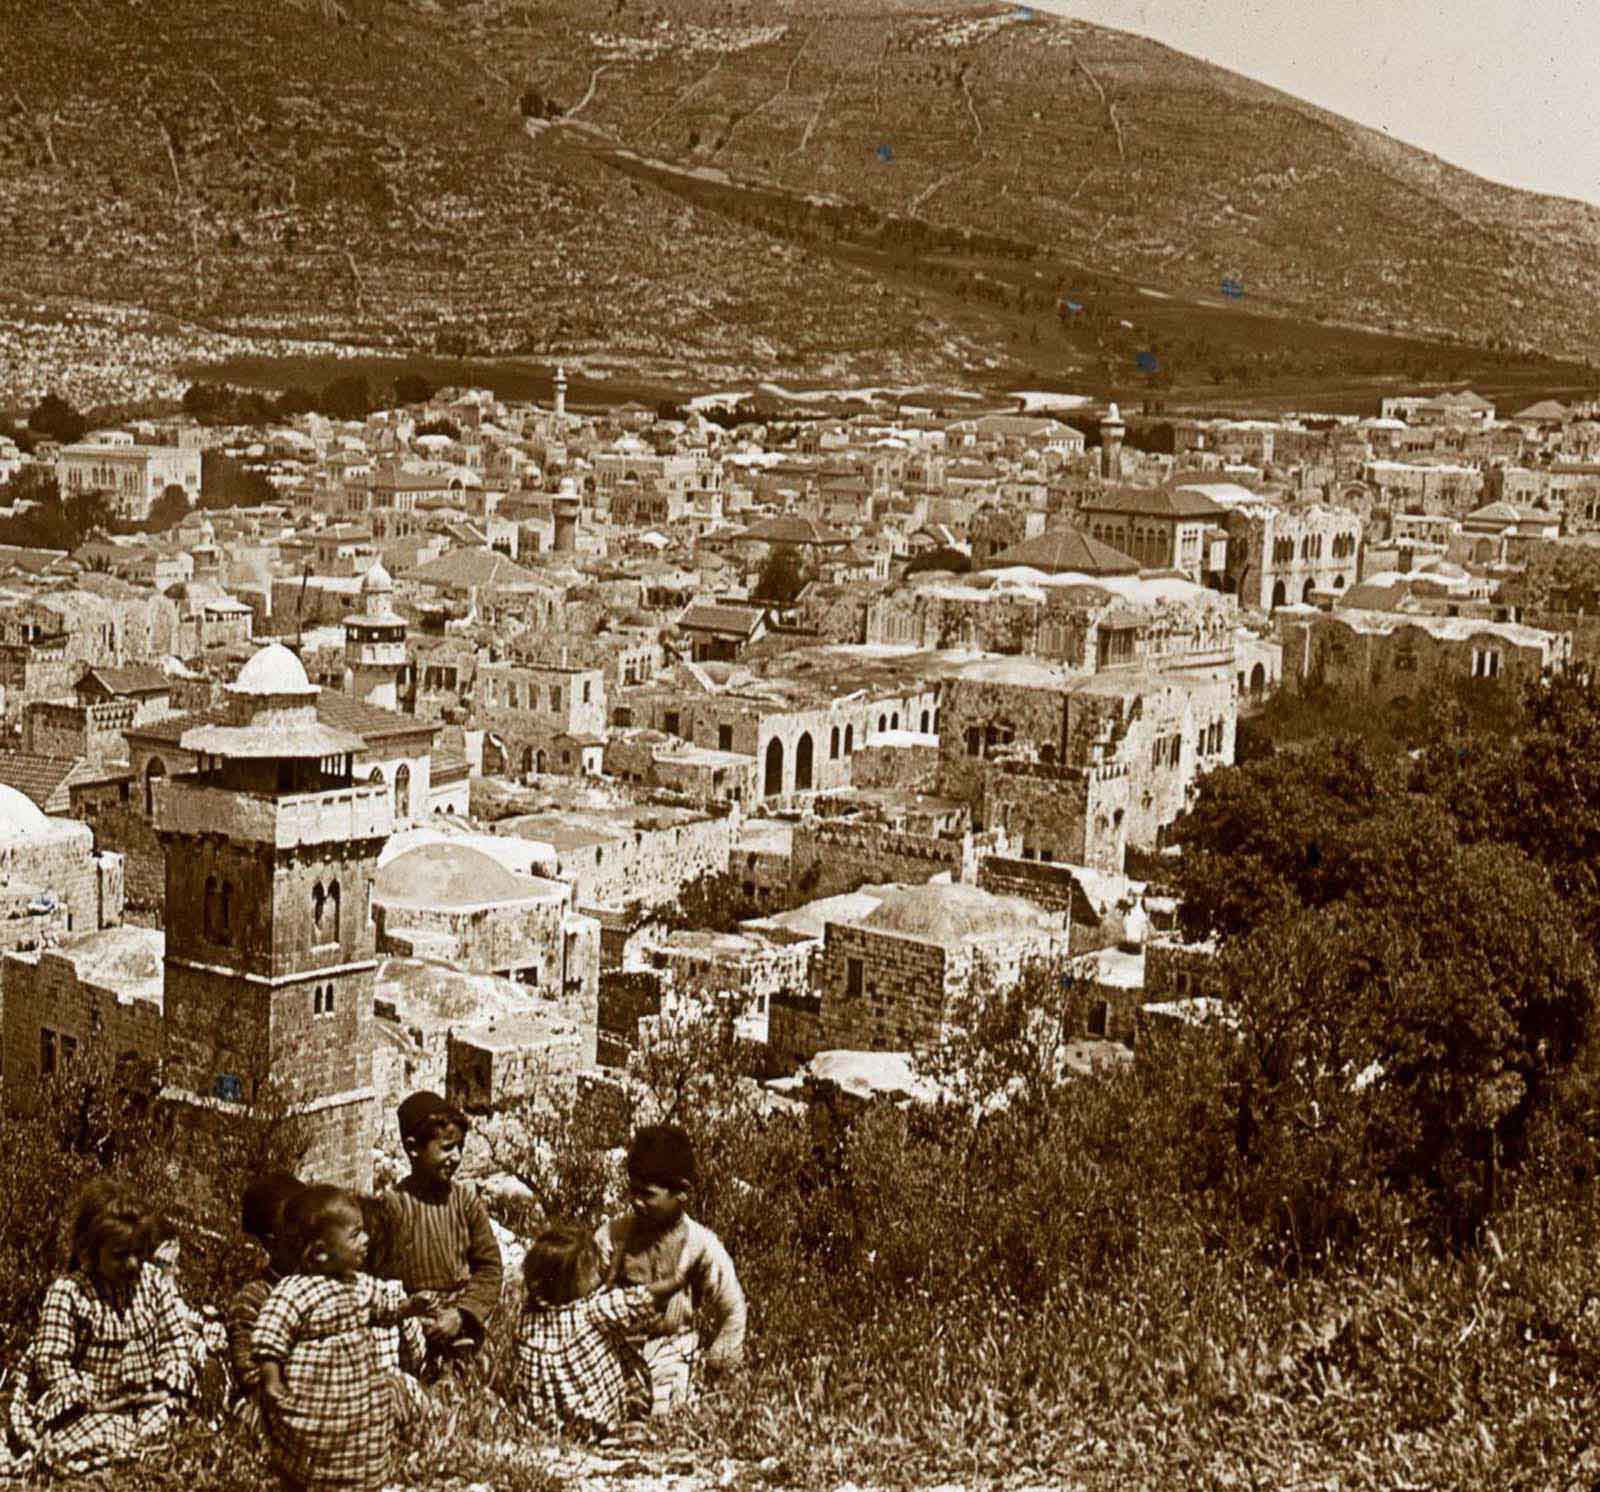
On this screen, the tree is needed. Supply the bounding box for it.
[26,394,86,444]
[394,374,435,407]
[414,418,461,442]
[903,547,972,577]
[200,451,276,509]
[318,374,373,421]
[145,483,191,531]
[753,543,808,606]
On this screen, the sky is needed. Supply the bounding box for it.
[1029,0,1600,207]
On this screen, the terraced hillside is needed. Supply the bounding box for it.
[3,0,1598,404]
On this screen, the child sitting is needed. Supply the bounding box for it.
[251,1184,434,1492]
[225,1171,307,1423]
[6,1178,197,1476]
[594,1124,747,1416]
[512,1221,699,1441]
[375,1091,503,1374]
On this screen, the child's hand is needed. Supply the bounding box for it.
[422,1305,463,1341]
[258,1363,289,1411]
[403,1294,437,1321]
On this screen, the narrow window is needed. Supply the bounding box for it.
[39,1028,56,1076]
[846,957,864,998]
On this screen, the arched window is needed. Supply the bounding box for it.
[313,880,326,929]
[394,762,411,818]
[844,723,854,756]
[763,737,785,798]
[890,712,899,731]
[328,881,341,940]
[830,726,840,760]
[219,881,233,945]
[877,714,887,733]
[920,710,930,733]
[204,875,219,941]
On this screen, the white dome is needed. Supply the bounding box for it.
[0,785,49,842]
[361,561,394,594]
[557,476,580,497]
[230,642,316,697]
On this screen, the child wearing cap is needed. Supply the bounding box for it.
[374,1092,503,1375]
[593,1124,746,1416]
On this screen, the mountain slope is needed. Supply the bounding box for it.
[1,0,1596,402]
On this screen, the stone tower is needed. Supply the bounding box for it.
[192,518,222,584]
[552,475,580,554]
[152,642,394,1190]
[553,364,567,423]
[344,561,407,711]
[1100,402,1126,482]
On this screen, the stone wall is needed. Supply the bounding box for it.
[514,812,733,911]
[0,822,123,936]
[848,740,942,793]
[978,762,1129,873]
[789,820,964,901]
[374,894,567,985]
[1,945,163,1106]
[74,799,164,913]
[767,990,824,1074]
[1280,613,1568,705]
[816,923,951,1051]
[975,855,1123,954]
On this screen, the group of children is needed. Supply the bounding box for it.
[1,1091,747,1490]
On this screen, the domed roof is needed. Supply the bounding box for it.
[0,784,50,842]
[360,561,394,594]
[861,883,1044,943]
[557,476,580,497]
[956,656,1065,689]
[375,843,542,909]
[230,642,317,698]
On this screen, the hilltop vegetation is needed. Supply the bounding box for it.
[4,0,1600,403]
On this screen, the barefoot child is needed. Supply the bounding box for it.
[252,1185,434,1492]
[6,1178,196,1476]
[376,1091,503,1374]
[594,1125,747,1416]
[512,1221,701,1441]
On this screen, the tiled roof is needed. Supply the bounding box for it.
[77,665,171,697]
[0,752,94,814]
[983,526,1140,576]
[404,548,541,590]
[1081,485,1226,519]
[678,603,767,636]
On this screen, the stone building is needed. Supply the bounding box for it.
[3,928,164,1106]
[616,666,936,803]
[1215,495,1363,610]
[1277,610,1571,703]
[1077,485,1229,584]
[809,882,1070,1053]
[939,657,1234,866]
[0,784,124,947]
[57,433,202,522]
[152,643,393,1190]
[373,838,601,1004]
[476,661,607,779]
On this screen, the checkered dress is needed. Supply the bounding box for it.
[7,1266,194,1475]
[251,1272,413,1492]
[511,1286,658,1439]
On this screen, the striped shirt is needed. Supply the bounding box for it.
[376,1178,503,1333]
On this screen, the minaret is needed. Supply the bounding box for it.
[153,642,393,1190]
[192,518,222,583]
[553,365,567,423]
[1100,402,1126,482]
[552,475,580,554]
[343,561,407,712]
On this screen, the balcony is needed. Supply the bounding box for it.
[154,781,393,848]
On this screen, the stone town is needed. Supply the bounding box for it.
[0,376,1587,1180]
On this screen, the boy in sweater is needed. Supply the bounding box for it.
[377,1091,503,1375]
[593,1124,746,1416]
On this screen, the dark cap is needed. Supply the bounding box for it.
[241,1172,305,1241]
[627,1124,697,1189]
[397,1090,463,1140]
